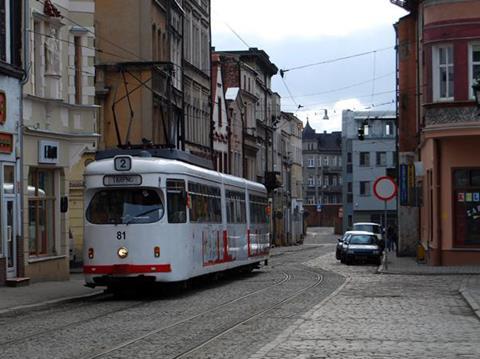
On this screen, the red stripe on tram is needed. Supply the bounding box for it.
[83,264,172,275]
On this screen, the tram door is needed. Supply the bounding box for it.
[3,165,16,279]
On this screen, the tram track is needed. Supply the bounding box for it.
[82,268,323,359]
[0,270,290,351]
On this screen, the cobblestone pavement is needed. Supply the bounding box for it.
[0,228,344,359]
[249,230,480,359]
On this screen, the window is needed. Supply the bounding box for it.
[217,96,222,127]
[376,152,387,166]
[453,168,480,246]
[359,152,370,166]
[226,190,246,224]
[74,36,82,104]
[308,177,315,187]
[307,158,315,167]
[347,182,352,193]
[360,181,370,196]
[249,195,267,224]
[347,152,352,163]
[323,156,329,166]
[189,182,222,223]
[167,179,187,223]
[28,169,56,256]
[385,123,393,136]
[433,45,454,100]
[86,189,163,225]
[469,44,480,99]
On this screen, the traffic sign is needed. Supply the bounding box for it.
[373,176,397,201]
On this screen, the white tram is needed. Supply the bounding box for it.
[83,151,270,288]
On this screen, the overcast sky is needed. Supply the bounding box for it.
[211,0,407,133]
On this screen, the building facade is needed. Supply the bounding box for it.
[211,53,229,173]
[22,0,98,281]
[183,0,212,159]
[341,110,397,232]
[0,0,23,284]
[393,0,480,265]
[302,122,342,228]
[95,0,183,151]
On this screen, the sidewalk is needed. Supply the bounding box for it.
[0,273,103,315]
[379,251,480,319]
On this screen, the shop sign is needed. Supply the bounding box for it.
[39,140,59,164]
[0,132,13,153]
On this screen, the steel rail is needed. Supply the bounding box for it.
[82,271,292,359]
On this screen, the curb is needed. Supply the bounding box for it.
[0,290,105,316]
[459,286,480,320]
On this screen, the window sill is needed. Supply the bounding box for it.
[28,255,67,264]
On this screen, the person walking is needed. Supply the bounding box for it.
[386,225,396,252]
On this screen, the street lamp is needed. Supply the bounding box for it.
[315,109,329,120]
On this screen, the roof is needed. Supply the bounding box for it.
[302,121,316,139]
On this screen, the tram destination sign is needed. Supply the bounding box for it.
[103,175,142,186]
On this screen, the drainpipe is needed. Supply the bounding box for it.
[434,138,442,266]
[18,0,30,277]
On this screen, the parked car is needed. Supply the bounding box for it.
[342,233,382,265]
[338,231,375,262]
[353,222,384,243]
[336,231,354,260]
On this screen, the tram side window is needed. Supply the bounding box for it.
[167,179,187,223]
[226,190,246,224]
[189,182,222,223]
[249,195,268,224]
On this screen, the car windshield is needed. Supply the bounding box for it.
[86,189,164,225]
[353,224,381,234]
[348,235,375,245]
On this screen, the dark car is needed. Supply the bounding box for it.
[336,231,354,260]
[342,233,382,265]
[338,231,374,262]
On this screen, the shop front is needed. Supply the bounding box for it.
[421,133,480,266]
[0,83,21,285]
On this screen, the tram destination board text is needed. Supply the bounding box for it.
[103,175,142,186]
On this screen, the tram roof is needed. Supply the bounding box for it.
[85,156,266,194]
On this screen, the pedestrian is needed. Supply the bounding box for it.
[386,225,396,252]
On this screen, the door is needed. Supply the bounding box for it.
[5,199,15,278]
[3,164,17,279]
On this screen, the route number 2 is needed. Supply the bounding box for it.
[114,156,131,171]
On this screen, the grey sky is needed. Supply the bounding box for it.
[211,0,407,132]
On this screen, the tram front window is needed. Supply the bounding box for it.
[86,189,164,225]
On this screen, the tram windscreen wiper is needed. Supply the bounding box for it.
[124,207,162,225]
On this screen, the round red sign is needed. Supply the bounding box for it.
[373,176,397,201]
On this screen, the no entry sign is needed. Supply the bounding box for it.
[373,176,397,201]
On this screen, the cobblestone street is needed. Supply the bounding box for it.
[251,228,480,359]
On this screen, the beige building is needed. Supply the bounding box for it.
[95,0,183,150]
[22,0,98,281]
[183,0,212,159]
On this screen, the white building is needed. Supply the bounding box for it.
[22,0,98,282]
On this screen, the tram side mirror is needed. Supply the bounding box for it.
[61,196,68,213]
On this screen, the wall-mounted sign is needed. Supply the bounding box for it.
[0,132,13,153]
[0,91,6,125]
[39,140,59,164]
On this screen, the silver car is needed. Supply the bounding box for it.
[342,232,382,265]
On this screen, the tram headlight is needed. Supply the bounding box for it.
[88,248,94,259]
[154,246,160,258]
[117,247,129,259]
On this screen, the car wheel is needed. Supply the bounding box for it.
[335,250,341,260]
[340,255,346,264]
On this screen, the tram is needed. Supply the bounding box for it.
[83,150,270,288]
